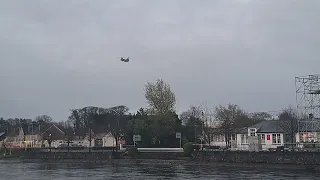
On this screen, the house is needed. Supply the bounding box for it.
[94,132,116,147]
[40,124,66,147]
[67,127,117,148]
[4,127,25,148]
[4,124,66,148]
[236,120,284,151]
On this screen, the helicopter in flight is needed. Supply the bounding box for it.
[120,57,130,62]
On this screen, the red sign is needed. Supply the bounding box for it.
[267,134,270,140]
[119,140,126,144]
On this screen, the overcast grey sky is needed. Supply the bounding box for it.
[1,0,320,121]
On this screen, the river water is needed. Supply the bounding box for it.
[0,159,319,180]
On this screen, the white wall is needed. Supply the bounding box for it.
[236,133,284,151]
[72,139,94,147]
[102,135,116,147]
[70,134,116,147]
[210,134,226,147]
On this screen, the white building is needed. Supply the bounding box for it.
[68,132,117,148]
[236,120,285,151]
[94,132,117,147]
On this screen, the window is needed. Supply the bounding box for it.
[272,134,281,144]
[221,135,225,142]
[249,128,256,136]
[241,134,248,144]
[258,134,265,144]
[231,134,236,141]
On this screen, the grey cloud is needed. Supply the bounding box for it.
[1,0,320,120]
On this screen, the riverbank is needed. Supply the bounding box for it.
[192,151,320,165]
[15,157,320,171]
[0,148,22,159]
[5,148,320,170]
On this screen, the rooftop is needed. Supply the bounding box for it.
[237,120,283,134]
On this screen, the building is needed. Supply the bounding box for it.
[236,120,285,151]
[4,124,66,148]
[67,127,117,148]
[94,132,117,147]
[296,118,320,148]
[4,127,25,148]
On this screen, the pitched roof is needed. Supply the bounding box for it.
[41,124,66,140]
[24,123,65,135]
[237,120,283,134]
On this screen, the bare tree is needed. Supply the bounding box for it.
[215,104,247,147]
[199,103,216,145]
[144,79,176,116]
[180,106,202,125]
[277,108,299,149]
[35,115,53,123]
[94,105,129,152]
[180,106,203,142]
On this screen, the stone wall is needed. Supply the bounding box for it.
[22,151,113,160]
[192,151,320,165]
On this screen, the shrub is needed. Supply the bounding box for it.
[127,147,139,157]
[183,142,195,157]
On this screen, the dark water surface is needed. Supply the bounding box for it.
[0,159,319,180]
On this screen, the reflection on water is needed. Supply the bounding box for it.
[0,159,319,180]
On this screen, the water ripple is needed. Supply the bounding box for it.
[0,159,319,180]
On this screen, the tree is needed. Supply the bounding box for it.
[0,118,8,133]
[64,126,74,152]
[35,115,53,123]
[180,106,202,125]
[277,108,299,149]
[180,106,203,142]
[68,106,105,137]
[135,108,149,120]
[215,104,248,147]
[144,79,176,115]
[93,105,130,152]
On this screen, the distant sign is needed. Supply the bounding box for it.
[133,135,141,142]
[176,132,181,139]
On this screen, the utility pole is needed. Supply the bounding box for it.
[89,126,92,153]
[291,116,294,151]
[201,112,205,150]
[31,123,33,148]
[88,114,94,153]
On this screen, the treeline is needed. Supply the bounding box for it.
[0,79,301,147]
[0,115,67,135]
